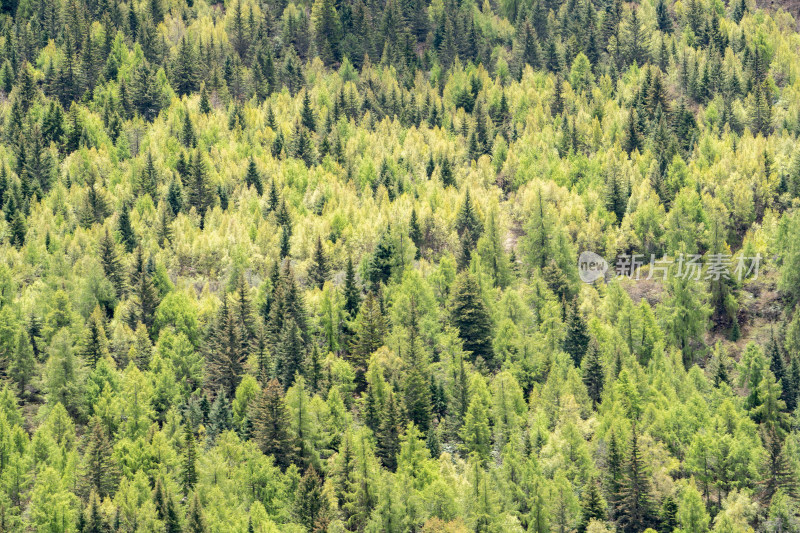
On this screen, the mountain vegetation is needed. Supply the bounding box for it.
[0,0,799,530]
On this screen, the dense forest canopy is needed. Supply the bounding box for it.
[0,0,800,530]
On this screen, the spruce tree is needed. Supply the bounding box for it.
[343,255,361,318]
[564,298,590,365]
[166,178,183,216]
[455,189,483,253]
[350,291,386,391]
[83,491,106,533]
[9,327,34,396]
[182,111,196,148]
[252,378,298,470]
[404,309,432,432]
[186,492,209,533]
[276,317,305,388]
[173,37,199,96]
[366,226,396,289]
[616,426,657,533]
[117,202,137,253]
[139,151,158,198]
[582,338,604,408]
[244,157,263,195]
[309,236,329,289]
[450,271,494,368]
[188,152,213,225]
[131,60,162,121]
[82,416,119,499]
[409,208,422,260]
[767,328,786,397]
[154,478,182,533]
[439,158,455,187]
[182,422,197,495]
[82,306,109,368]
[301,90,316,132]
[280,225,291,258]
[129,247,160,331]
[206,389,233,444]
[578,480,608,533]
[376,390,401,471]
[199,84,211,114]
[205,296,247,398]
[295,466,330,531]
[786,355,800,412]
[606,430,624,521]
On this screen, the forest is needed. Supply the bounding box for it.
[0,0,800,529]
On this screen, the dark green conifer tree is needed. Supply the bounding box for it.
[129,246,160,331]
[244,158,263,195]
[564,298,590,365]
[117,202,137,253]
[186,492,209,533]
[309,236,329,289]
[295,466,330,531]
[252,378,298,470]
[450,271,494,368]
[182,422,197,495]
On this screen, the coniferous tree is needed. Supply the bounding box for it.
[409,209,422,260]
[295,466,330,531]
[786,355,800,412]
[174,37,199,96]
[376,389,402,470]
[366,227,396,288]
[117,202,137,253]
[140,151,158,198]
[343,255,361,318]
[301,90,316,132]
[455,189,483,255]
[252,378,298,470]
[81,490,106,533]
[154,478,182,533]
[564,298,590,365]
[403,303,432,432]
[199,84,211,114]
[206,389,233,444]
[9,328,34,396]
[309,236,329,289]
[280,225,292,258]
[582,338,604,408]
[166,179,183,216]
[616,426,657,533]
[186,492,209,533]
[578,480,608,533]
[350,291,386,390]
[624,108,641,154]
[82,307,109,368]
[276,317,305,388]
[206,296,247,398]
[767,328,786,397]
[188,152,213,225]
[244,158,263,195]
[129,247,160,331]
[450,271,494,368]
[440,158,455,187]
[82,416,119,499]
[182,422,197,495]
[182,111,196,148]
[131,60,162,121]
